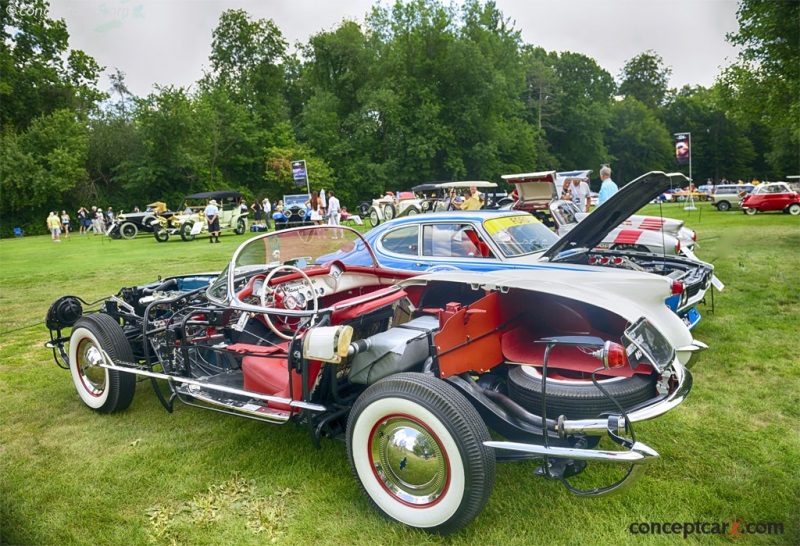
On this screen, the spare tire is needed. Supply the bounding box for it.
[507,365,656,420]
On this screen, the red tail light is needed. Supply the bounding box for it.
[671,280,684,295]
[588,256,598,265]
[675,240,681,254]
[591,340,629,369]
[613,257,624,265]
[692,231,697,242]
[600,257,610,265]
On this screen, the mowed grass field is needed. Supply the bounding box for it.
[1,204,798,545]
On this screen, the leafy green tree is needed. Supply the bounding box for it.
[721,0,799,175]
[546,52,615,170]
[618,51,671,110]
[0,109,89,232]
[606,97,672,182]
[662,85,756,183]
[0,0,104,129]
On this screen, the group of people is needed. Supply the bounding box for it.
[305,190,345,238]
[48,205,120,241]
[560,166,618,213]
[249,197,273,230]
[75,206,116,235]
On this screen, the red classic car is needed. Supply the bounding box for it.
[741,182,800,215]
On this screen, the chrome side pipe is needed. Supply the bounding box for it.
[97,352,327,412]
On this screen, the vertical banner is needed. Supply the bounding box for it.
[675,133,690,165]
[291,160,308,189]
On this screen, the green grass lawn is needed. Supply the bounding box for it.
[1,206,799,545]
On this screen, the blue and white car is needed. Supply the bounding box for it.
[358,172,715,328]
[273,194,311,230]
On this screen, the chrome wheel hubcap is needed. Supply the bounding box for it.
[370,416,448,505]
[78,341,106,395]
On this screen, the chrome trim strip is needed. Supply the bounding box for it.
[98,357,327,412]
[483,440,659,464]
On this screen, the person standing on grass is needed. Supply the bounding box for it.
[251,198,263,227]
[60,210,71,238]
[47,212,62,242]
[327,190,342,238]
[77,207,89,235]
[262,197,272,230]
[204,199,221,243]
[597,166,618,206]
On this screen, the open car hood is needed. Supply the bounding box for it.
[542,171,689,260]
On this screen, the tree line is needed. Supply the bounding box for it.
[1,0,797,236]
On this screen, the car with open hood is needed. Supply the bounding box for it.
[45,224,705,535]
[361,172,717,328]
[503,171,697,254]
[152,191,249,242]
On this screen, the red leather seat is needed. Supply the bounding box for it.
[239,345,321,411]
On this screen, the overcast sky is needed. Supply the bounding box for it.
[49,0,742,98]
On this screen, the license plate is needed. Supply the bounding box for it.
[681,307,701,330]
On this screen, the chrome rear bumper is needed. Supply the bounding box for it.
[484,361,692,491]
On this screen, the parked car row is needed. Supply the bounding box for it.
[107,191,250,242]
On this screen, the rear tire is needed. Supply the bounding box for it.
[68,314,136,413]
[347,373,495,534]
[507,366,656,420]
[234,217,247,234]
[120,222,138,239]
[382,203,397,221]
[787,203,800,216]
[404,205,420,216]
[744,207,757,216]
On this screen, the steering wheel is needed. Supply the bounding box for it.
[259,265,319,341]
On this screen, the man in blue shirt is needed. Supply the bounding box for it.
[598,166,618,206]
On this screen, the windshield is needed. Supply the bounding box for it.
[284,194,310,207]
[207,226,376,303]
[483,215,559,257]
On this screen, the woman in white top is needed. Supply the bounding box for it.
[306,191,324,225]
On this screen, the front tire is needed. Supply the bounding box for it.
[234,217,247,234]
[368,208,381,227]
[744,207,757,215]
[120,222,138,239]
[787,203,800,216]
[347,373,495,535]
[180,222,195,241]
[154,227,169,242]
[68,314,136,413]
[716,201,731,212]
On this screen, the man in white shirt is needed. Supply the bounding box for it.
[204,199,220,243]
[568,177,592,213]
[262,197,272,230]
[327,190,343,238]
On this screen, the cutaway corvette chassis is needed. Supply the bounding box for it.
[46,231,699,534]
